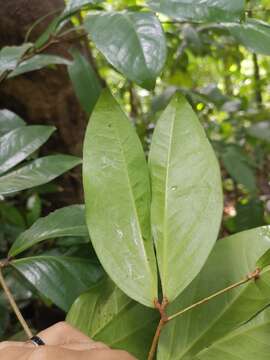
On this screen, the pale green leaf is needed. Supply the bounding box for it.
[67,278,158,360]
[158,226,270,359]
[0,44,32,77]
[12,256,103,312]
[149,94,223,302]
[196,307,270,360]
[83,90,157,307]
[0,155,81,195]
[0,125,55,175]
[9,205,87,257]
[84,11,167,89]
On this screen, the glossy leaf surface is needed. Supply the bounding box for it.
[149,94,223,302]
[196,307,270,360]
[83,90,157,307]
[84,11,166,89]
[12,256,103,311]
[9,54,71,78]
[0,44,32,77]
[0,155,81,195]
[226,19,270,55]
[0,125,55,175]
[148,0,245,22]
[68,48,101,114]
[158,226,270,359]
[67,278,159,360]
[0,110,25,136]
[9,205,87,257]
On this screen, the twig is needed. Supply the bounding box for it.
[0,265,33,339]
[168,268,260,321]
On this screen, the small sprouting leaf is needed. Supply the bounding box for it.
[83,90,157,307]
[9,205,87,257]
[149,94,223,303]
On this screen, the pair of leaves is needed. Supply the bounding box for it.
[0,116,81,195]
[157,226,270,359]
[67,278,159,360]
[83,90,222,307]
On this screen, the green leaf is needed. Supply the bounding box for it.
[221,144,257,193]
[9,205,87,257]
[83,90,157,307]
[0,125,55,175]
[0,110,25,136]
[11,256,103,312]
[0,44,32,77]
[149,94,223,303]
[148,0,245,22]
[158,226,270,359]
[247,121,270,143]
[68,48,101,114]
[67,278,159,360]
[0,155,81,195]
[84,11,167,89]
[64,0,101,15]
[9,54,71,78]
[196,307,270,360]
[225,19,270,55]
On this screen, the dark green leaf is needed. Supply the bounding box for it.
[221,144,257,193]
[83,90,157,307]
[158,226,270,359]
[0,125,55,175]
[68,48,101,114]
[84,11,167,89]
[67,278,158,360]
[9,205,87,257]
[12,256,103,312]
[148,0,245,22]
[149,94,223,303]
[0,155,81,195]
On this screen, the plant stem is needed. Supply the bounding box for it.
[147,318,167,360]
[0,268,33,338]
[168,268,260,321]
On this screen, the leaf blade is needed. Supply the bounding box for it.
[149,94,223,302]
[83,90,157,307]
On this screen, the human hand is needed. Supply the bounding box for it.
[0,322,137,359]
